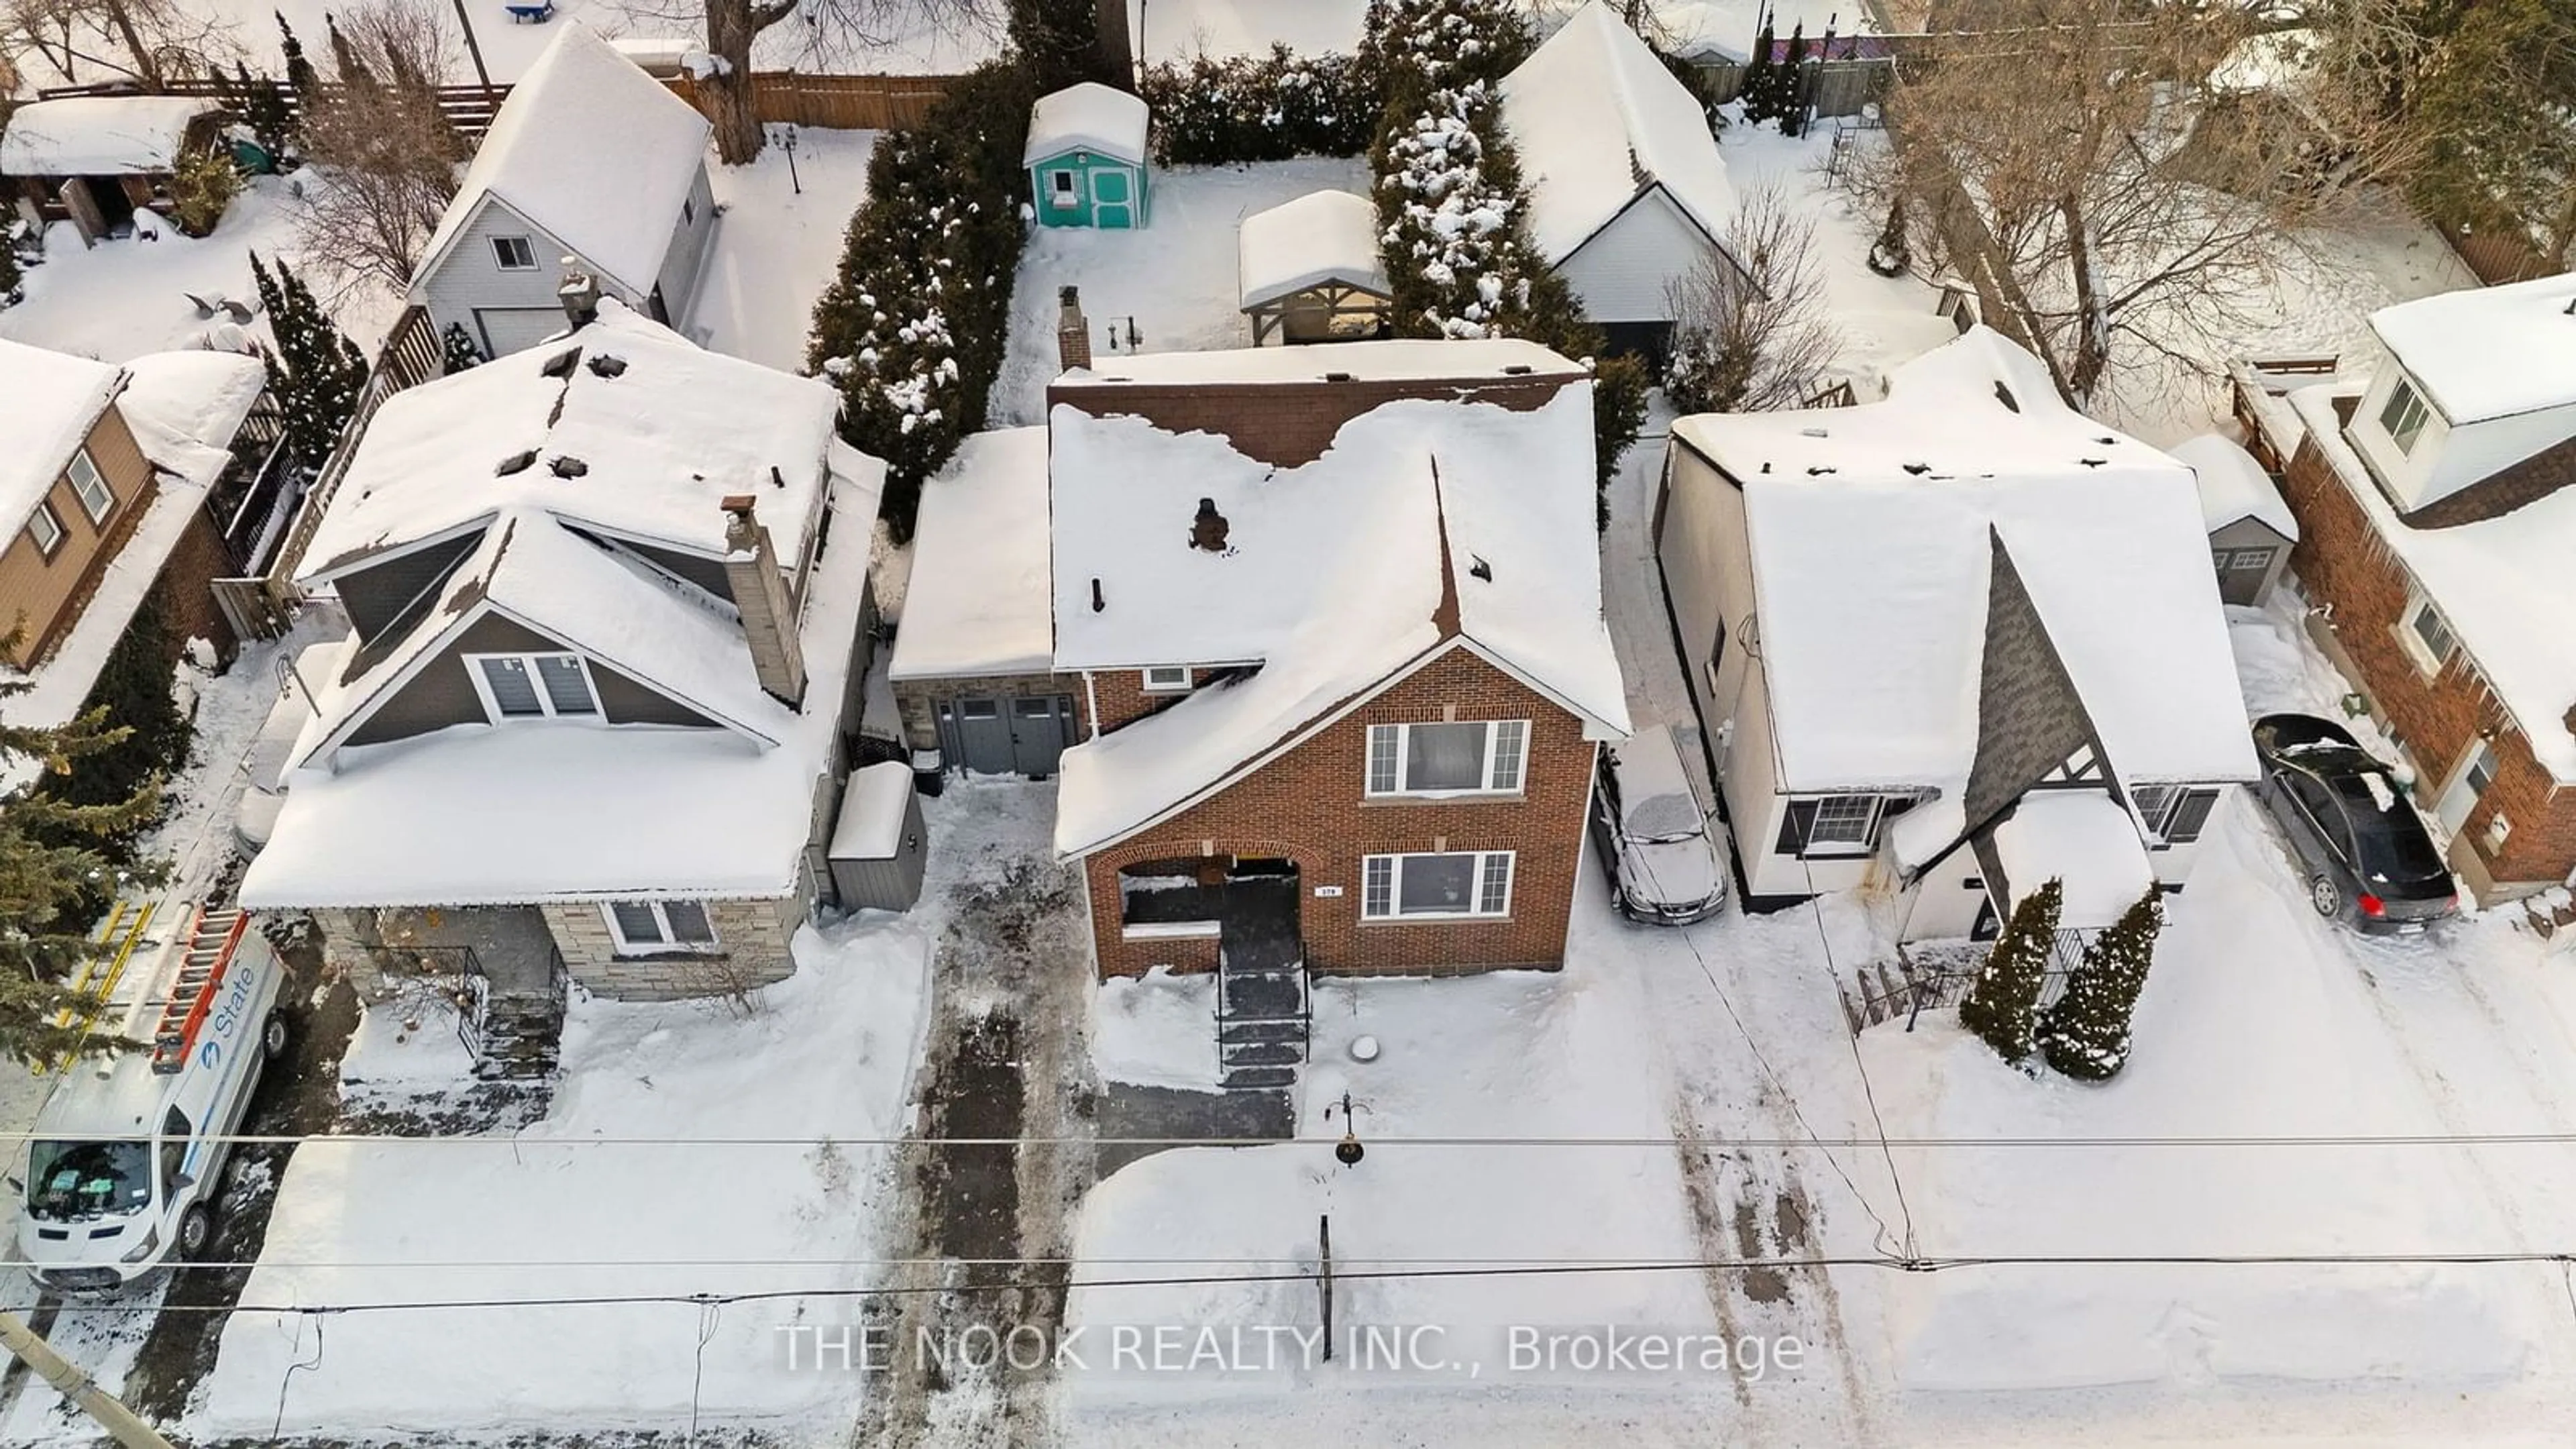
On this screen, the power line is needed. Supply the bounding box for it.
[17,1128,2576,1148]
[17,1249,2576,1320]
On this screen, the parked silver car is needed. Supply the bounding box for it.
[1589,728,1727,925]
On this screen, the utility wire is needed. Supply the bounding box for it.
[14,1128,2576,1148]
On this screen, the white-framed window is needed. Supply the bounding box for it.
[1050,169,1077,201]
[2231,548,2276,571]
[1360,851,1514,920]
[2130,784,2221,847]
[466,652,600,721]
[24,501,64,556]
[65,449,113,523]
[2378,376,2430,455]
[2399,592,2457,675]
[492,235,538,271]
[1777,793,1911,858]
[1140,666,1193,694]
[601,900,718,954]
[1364,720,1528,797]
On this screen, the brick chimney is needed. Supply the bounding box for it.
[559,263,601,329]
[1057,286,1092,372]
[720,494,807,708]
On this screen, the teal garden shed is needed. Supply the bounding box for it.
[1024,83,1150,230]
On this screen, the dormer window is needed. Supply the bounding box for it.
[2379,377,2430,455]
[468,651,600,720]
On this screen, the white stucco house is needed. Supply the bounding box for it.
[408,23,718,360]
[1497,0,1749,361]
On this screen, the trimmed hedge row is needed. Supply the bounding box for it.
[807,63,1039,543]
[1138,46,1377,164]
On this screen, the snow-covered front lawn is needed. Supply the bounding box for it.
[991,157,1373,424]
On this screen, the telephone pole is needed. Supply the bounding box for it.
[0,1311,175,1449]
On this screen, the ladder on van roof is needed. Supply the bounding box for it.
[148,908,250,1075]
[45,900,160,1074]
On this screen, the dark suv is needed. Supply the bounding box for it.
[2250,714,2458,934]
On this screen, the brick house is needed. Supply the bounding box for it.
[891,330,1630,989]
[2251,275,2576,905]
[1,340,264,790]
[1657,328,2257,941]
[237,301,888,1013]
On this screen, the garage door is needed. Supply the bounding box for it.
[476,307,571,359]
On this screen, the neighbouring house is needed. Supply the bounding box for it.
[408,23,716,360]
[1657,327,2256,942]
[1237,189,1391,346]
[235,299,888,1023]
[1497,0,1749,362]
[2172,431,2298,608]
[1,95,227,244]
[2253,274,2576,906]
[890,313,1628,1004]
[1025,81,1150,230]
[1,339,268,788]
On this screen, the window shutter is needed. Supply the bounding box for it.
[1776,799,1819,855]
[2164,788,2218,844]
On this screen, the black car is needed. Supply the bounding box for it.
[2250,713,2458,934]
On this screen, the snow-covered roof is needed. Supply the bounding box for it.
[1988,790,2155,932]
[1499,0,1737,267]
[888,426,1054,682]
[829,760,916,860]
[0,338,121,537]
[0,96,219,175]
[1052,355,1630,855]
[301,302,838,580]
[1542,0,1876,63]
[2367,274,2576,427]
[117,351,268,490]
[2287,383,2576,783]
[1670,327,2256,795]
[1024,82,1149,168]
[1237,189,1389,311]
[2172,432,2297,541]
[237,469,880,909]
[412,24,712,301]
[1069,336,1578,387]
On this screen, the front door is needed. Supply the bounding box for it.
[1091,168,1133,229]
[2434,741,2496,835]
[1010,695,1073,776]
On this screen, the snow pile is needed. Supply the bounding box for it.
[1499,0,1739,268]
[888,426,1054,680]
[2171,431,2298,539]
[413,24,713,301]
[1864,799,2550,1390]
[0,96,217,174]
[1236,188,1387,311]
[1987,791,2155,930]
[1025,82,1150,167]
[197,914,937,1439]
[1674,326,2256,795]
[1091,968,1222,1089]
[0,337,120,533]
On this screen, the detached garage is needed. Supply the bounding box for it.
[2174,431,2298,607]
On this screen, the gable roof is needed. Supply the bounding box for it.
[1051,356,1629,855]
[1670,327,2255,796]
[0,96,218,175]
[411,24,712,300]
[0,338,122,535]
[2368,274,2576,427]
[1024,82,1149,167]
[117,352,269,490]
[1499,0,1739,267]
[300,301,838,580]
[1238,189,1389,311]
[2172,431,2298,540]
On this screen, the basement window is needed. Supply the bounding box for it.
[603,900,718,954]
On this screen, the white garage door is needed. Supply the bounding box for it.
[475,307,571,359]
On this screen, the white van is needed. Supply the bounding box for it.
[17,906,290,1295]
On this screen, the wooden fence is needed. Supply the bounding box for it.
[42,69,954,140]
[2436,221,2562,289]
[1690,55,1893,121]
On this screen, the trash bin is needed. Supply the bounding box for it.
[910,747,945,799]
